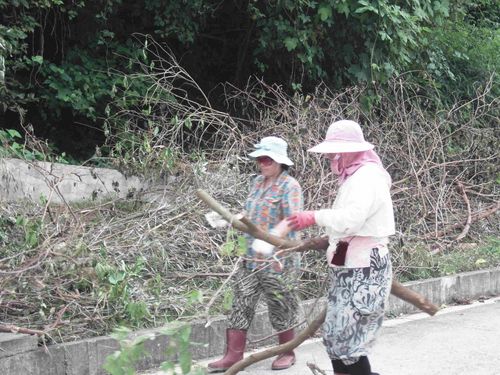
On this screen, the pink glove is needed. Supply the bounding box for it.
[287,211,316,231]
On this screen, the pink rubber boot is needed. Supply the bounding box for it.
[271,329,296,370]
[207,329,247,373]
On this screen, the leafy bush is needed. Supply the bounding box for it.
[2,0,498,161]
[421,19,499,104]
[0,128,70,162]
[247,0,450,87]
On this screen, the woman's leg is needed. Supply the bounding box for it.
[333,356,380,375]
[324,250,391,375]
[345,356,371,375]
[228,266,262,330]
[261,270,299,332]
[331,359,349,374]
[261,270,300,370]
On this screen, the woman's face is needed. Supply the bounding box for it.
[327,153,338,161]
[326,152,359,174]
[256,156,282,178]
[327,153,341,174]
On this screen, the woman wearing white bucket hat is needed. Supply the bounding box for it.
[208,136,303,372]
[287,120,395,375]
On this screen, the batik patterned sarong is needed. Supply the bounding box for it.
[322,248,392,365]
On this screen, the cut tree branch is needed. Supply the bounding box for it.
[197,189,438,315]
[0,324,45,336]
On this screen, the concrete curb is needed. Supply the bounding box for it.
[1,268,499,375]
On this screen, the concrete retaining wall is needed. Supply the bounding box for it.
[1,267,499,375]
[0,158,145,204]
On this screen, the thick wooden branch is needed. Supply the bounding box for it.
[196,190,251,234]
[0,324,45,336]
[197,188,438,315]
[197,190,328,251]
[389,282,438,315]
[0,305,69,338]
[197,190,296,249]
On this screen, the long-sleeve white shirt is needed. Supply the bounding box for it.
[314,163,395,267]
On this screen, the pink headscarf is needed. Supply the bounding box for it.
[331,150,390,185]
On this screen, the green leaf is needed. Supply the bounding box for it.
[179,325,191,342]
[160,361,175,372]
[222,289,233,310]
[109,271,126,285]
[179,350,192,374]
[142,137,151,153]
[186,290,203,304]
[284,37,299,51]
[220,241,235,257]
[26,230,38,247]
[318,5,332,21]
[236,236,247,256]
[6,129,21,138]
[126,301,150,323]
[336,2,350,16]
[31,55,43,64]
[475,258,487,266]
[39,194,47,205]
[15,216,26,226]
[354,3,378,14]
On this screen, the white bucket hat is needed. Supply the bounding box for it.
[308,120,374,153]
[248,136,294,166]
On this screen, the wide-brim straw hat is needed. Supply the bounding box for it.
[248,136,294,166]
[308,120,374,153]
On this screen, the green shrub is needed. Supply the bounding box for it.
[424,20,499,103]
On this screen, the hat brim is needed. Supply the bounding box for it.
[248,149,294,166]
[307,140,374,154]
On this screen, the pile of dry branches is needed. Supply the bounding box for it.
[227,77,499,249]
[1,57,498,343]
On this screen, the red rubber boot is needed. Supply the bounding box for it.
[271,329,296,370]
[207,329,247,373]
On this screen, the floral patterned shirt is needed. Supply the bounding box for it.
[244,170,303,273]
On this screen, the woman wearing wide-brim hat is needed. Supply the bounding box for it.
[287,120,395,375]
[208,136,304,372]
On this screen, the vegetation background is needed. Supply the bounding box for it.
[0,0,498,360]
[1,0,498,158]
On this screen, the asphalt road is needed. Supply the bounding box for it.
[143,296,500,375]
